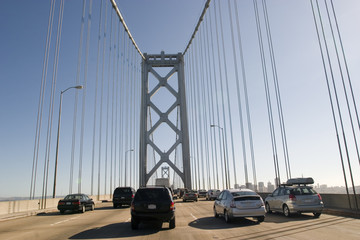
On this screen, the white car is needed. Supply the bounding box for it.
[214,189,266,223]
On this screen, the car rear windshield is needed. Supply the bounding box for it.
[134,188,170,201]
[114,188,132,194]
[290,187,317,195]
[231,191,257,197]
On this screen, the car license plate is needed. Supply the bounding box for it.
[66,202,71,205]
[148,204,156,209]
[305,199,312,203]
[121,197,125,199]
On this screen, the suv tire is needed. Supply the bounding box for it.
[131,217,139,230]
[169,218,176,229]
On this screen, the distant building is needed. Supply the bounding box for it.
[234,183,240,189]
[246,182,253,190]
[258,182,265,192]
[267,181,275,192]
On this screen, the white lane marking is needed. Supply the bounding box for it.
[190,213,197,220]
[51,216,80,226]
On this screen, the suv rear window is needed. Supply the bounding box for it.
[134,188,171,201]
[290,187,317,195]
[114,188,132,194]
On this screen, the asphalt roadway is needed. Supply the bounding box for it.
[0,199,359,240]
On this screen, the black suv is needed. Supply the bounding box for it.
[113,187,135,208]
[131,187,175,229]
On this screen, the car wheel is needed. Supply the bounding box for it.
[224,210,231,223]
[131,217,139,230]
[113,204,117,208]
[214,207,219,218]
[80,204,86,213]
[91,204,95,211]
[183,199,186,202]
[60,210,65,214]
[313,212,321,218]
[265,202,272,213]
[283,204,291,217]
[169,217,176,229]
[257,216,265,223]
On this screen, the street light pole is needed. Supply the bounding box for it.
[125,149,134,187]
[53,85,83,198]
[211,124,229,189]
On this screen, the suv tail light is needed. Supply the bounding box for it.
[170,201,175,211]
[289,194,296,202]
[317,193,322,201]
[230,200,236,208]
[131,194,134,198]
[58,202,65,205]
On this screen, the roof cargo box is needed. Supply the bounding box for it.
[286,177,314,185]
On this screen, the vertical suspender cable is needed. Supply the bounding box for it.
[324,1,360,168]
[330,0,360,141]
[234,0,258,189]
[42,0,65,208]
[262,0,291,180]
[191,47,201,190]
[310,0,352,209]
[105,10,114,195]
[79,0,93,194]
[218,1,235,188]
[119,28,126,186]
[70,0,86,194]
[253,0,281,186]
[199,26,211,190]
[98,0,109,198]
[110,13,117,195]
[204,14,217,190]
[31,0,56,199]
[209,3,221,190]
[114,20,120,188]
[228,0,248,186]
[314,0,358,211]
[214,2,227,189]
[91,0,103,196]
[194,38,205,189]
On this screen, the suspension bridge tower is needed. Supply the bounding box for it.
[139,51,192,189]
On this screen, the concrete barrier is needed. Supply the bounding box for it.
[0,194,111,216]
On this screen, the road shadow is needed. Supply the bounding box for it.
[69,221,168,239]
[188,216,259,230]
[264,212,320,223]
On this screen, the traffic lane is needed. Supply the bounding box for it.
[0,202,131,240]
[69,199,360,240]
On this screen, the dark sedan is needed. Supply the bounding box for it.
[57,194,95,214]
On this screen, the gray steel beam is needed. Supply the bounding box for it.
[139,51,191,189]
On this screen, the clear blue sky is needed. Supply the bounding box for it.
[1,0,360,198]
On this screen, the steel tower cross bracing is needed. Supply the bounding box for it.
[139,51,191,189]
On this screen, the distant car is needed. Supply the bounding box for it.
[131,187,175,230]
[265,178,323,217]
[206,189,220,200]
[57,193,94,214]
[183,190,198,202]
[198,189,207,198]
[113,187,136,208]
[214,189,266,223]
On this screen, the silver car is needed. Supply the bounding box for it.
[265,179,323,218]
[214,189,266,223]
[206,189,220,200]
